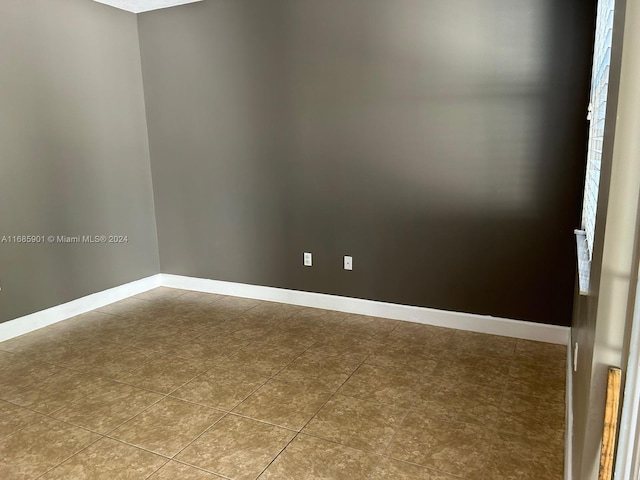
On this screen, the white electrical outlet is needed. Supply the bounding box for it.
[303,252,312,267]
[574,342,579,372]
[344,256,353,270]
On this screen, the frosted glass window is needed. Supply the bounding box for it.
[582,0,616,259]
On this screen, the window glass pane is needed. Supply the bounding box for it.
[582,0,616,259]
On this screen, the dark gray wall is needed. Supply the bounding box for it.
[139,0,596,325]
[0,0,159,324]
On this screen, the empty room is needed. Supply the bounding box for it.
[1,0,640,479]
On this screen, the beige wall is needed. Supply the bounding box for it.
[572,0,640,477]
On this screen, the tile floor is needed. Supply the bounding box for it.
[0,288,566,479]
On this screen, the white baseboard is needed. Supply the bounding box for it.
[565,341,574,480]
[0,274,161,343]
[160,274,570,345]
[0,273,569,345]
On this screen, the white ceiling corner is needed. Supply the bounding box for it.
[93,0,203,14]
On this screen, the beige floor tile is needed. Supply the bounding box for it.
[119,356,209,394]
[20,337,107,367]
[118,328,202,355]
[290,308,349,327]
[384,323,455,351]
[170,290,224,304]
[53,345,156,380]
[325,330,391,351]
[413,375,503,427]
[148,461,225,479]
[167,315,214,332]
[431,354,511,389]
[514,339,567,367]
[257,328,321,351]
[276,352,351,384]
[0,328,64,354]
[178,319,232,338]
[338,364,425,408]
[0,295,569,480]
[365,343,439,375]
[0,416,99,479]
[97,298,155,317]
[135,304,195,322]
[484,430,564,480]
[131,287,189,302]
[0,312,111,354]
[52,381,163,434]
[55,310,119,329]
[283,344,369,378]
[309,340,375,359]
[40,437,167,480]
[245,301,304,319]
[174,292,222,306]
[171,367,268,410]
[447,330,517,359]
[209,320,274,344]
[63,314,129,335]
[124,306,184,321]
[234,378,333,430]
[340,314,398,336]
[311,330,387,353]
[72,318,125,339]
[274,366,349,392]
[506,362,566,403]
[177,415,295,480]
[226,311,278,329]
[172,317,232,336]
[0,351,61,391]
[220,343,302,376]
[1,369,112,415]
[498,391,565,443]
[158,305,233,330]
[386,411,490,479]
[259,434,379,480]
[0,400,42,440]
[369,457,461,480]
[268,315,325,330]
[303,394,407,453]
[169,334,249,365]
[256,314,325,340]
[208,296,261,315]
[110,397,224,457]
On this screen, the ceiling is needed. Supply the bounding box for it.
[93,0,202,13]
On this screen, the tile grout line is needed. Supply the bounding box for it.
[31,426,106,479]
[168,457,235,480]
[251,345,375,479]
[363,401,414,479]
[1,292,567,479]
[152,313,320,475]
[245,323,426,477]
[363,337,446,479]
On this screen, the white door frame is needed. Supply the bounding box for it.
[614,260,640,479]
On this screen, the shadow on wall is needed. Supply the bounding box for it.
[139,0,593,325]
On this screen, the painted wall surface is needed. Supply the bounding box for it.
[139,0,595,325]
[571,0,640,477]
[0,0,160,324]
